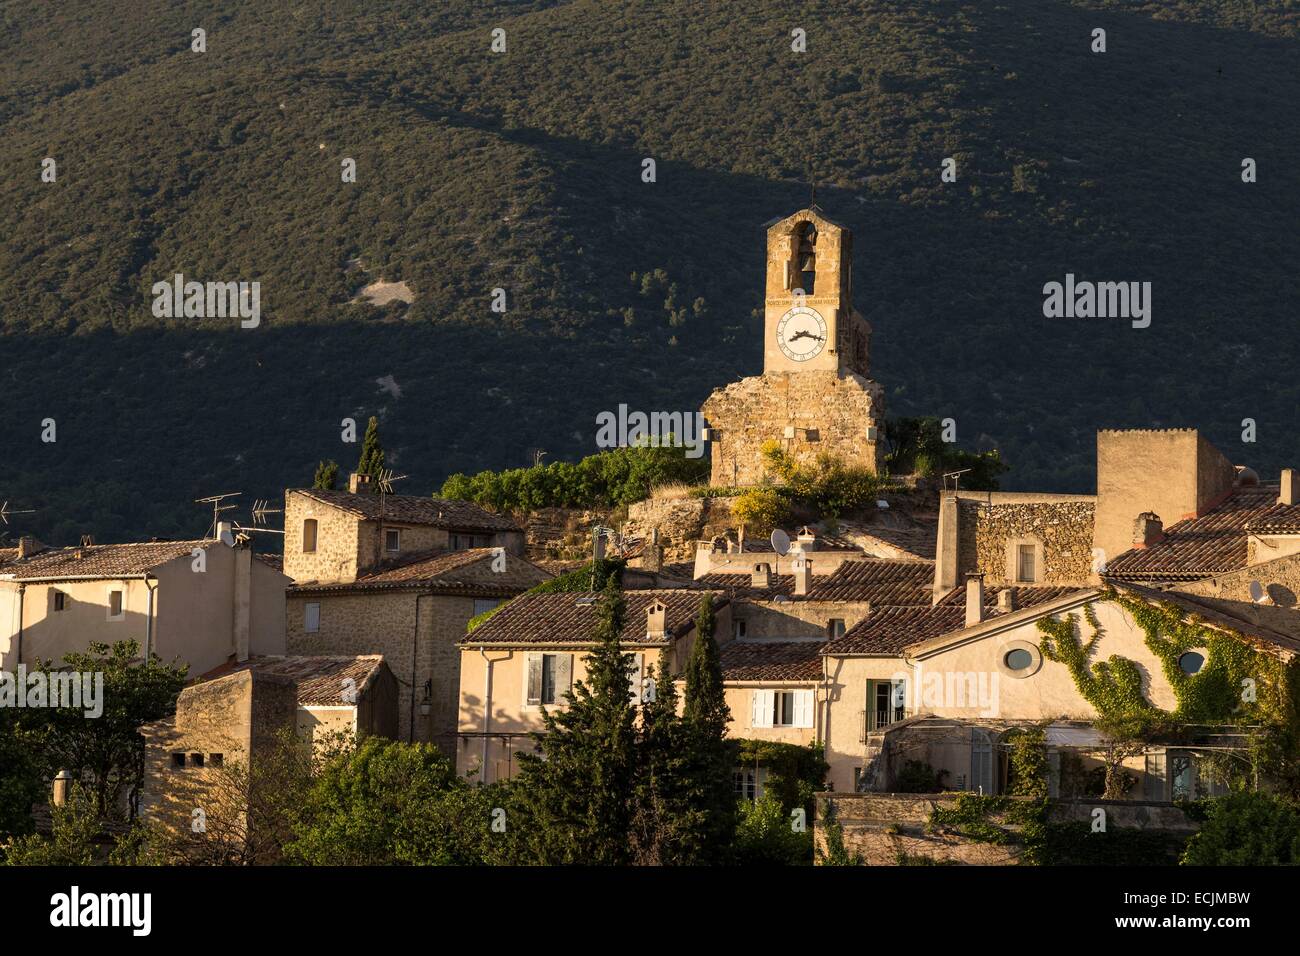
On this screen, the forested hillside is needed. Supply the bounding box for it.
[1,0,1296,543]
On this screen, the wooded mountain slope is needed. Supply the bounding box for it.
[1,0,1296,543]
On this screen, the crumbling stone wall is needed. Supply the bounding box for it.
[625,496,737,563]
[702,370,884,487]
[959,499,1095,585]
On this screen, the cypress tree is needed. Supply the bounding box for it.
[681,593,737,860]
[313,459,339,490]
[511,580,638,865]
[356,416,385,479]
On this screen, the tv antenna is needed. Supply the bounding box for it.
[0,501,36,526]
[195,492,241,538]
[375,468,409,496]
[234,499,286,537]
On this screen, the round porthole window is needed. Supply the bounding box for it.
[1004,648,1034,672]
[1178,651,1205,675]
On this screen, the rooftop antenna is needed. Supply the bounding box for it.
[235,499,286,537]
[374,469,409,558]
[195,492,241,538]
[0,501,37,526]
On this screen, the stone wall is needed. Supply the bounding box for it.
[286,590,476,753]
[959,498,1096,586]
[815,792,1199,865]
[625,495,737,564]
[701,369,884,487]
[284,491,363,584]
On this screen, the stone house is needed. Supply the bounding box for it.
[0,527,289,675]
[140,655,396,857]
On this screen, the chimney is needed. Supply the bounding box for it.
[1281,469,1297,506]
[52,769,72,807]
[965,574,985,628]
[796,526,818,552]
[215,521,235,544]
[793,556,812,596]
[646,600,668,640]
[1133,512,1164,548]
[234,544,252,662]
[997,589,1016,613]
[348,472,372,494]
[750,562,773,589]
[593,530,607,563]
[17,536,40,560]
[644,528,663,573]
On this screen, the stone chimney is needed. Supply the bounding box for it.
[348,472,372,494]
[997,589,1016,613]
[643,528,663,573]
[16,536,40,560]
[750,562,774,590]
[1133,512,1164,548]
[793,557,812,596]
[52,769,72,807]
[1281,469,1297,506]
[796,526,818,552]
[646,600,668,640]
[216,521,235,544]
[965,574,985,628]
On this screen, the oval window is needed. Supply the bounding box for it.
[1178,651,1205,675]
[1004,648,1034,671]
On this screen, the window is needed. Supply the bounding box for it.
[384,528,401,553]
[1016,544,1037,583]
[866,679,906,731]
[472,598,501,617]
[733,768,768,801]
[53,591,66,612]
[526,653,572,706]
[190,753,205,768]
[302,519,318,553]
[304,602,321,633]
[107,588,124,621]
[751,689,814,729]
[733,619,747,640]
[1004,648,1034,672]
[827,618,846,639]
[171,753,186,769]
[1178,651,1205,675]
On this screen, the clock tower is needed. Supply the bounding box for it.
[702,208,885,487]
[763,208,871,376]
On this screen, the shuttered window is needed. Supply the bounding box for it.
[753,689,814,729]
[304,602,320,633]
[527,653,572,706]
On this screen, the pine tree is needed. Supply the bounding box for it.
[510,581,638,865]
[313,459,339,490]
[681,593,737,861]
[356,416,385,480]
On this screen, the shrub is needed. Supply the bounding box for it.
[1180,791,1300,865]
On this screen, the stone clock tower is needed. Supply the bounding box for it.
[703,208,885,486]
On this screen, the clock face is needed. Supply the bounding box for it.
[776,306,828,362]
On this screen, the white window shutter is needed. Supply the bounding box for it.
[752,690,774,729]
[526,654,542,706]
[628,653,644,704]
[555,654,573,697]
[795,689,815,728]
[304,603,320,633]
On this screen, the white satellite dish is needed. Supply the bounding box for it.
[770,529,791,556]
[1248,580,1265,604]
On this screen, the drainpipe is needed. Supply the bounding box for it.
[408,592,432,743]
[144,575,158,659]
[15,584,25,666]
[479,647,494,783]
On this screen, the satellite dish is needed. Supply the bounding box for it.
[1249,580,1265,604]
[770,529,791,556]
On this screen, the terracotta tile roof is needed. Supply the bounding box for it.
[720,640,825,682]
[1,539,211,580]
[254,552,283,572]
[462,588,727,646]
[1105,485,1281,581]
[290,548,550,595]
[1243,502,1300,534]
[205,655,389,705]
[296,488,519,532]
[696,559,934,604]
[827,585,1080,656]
